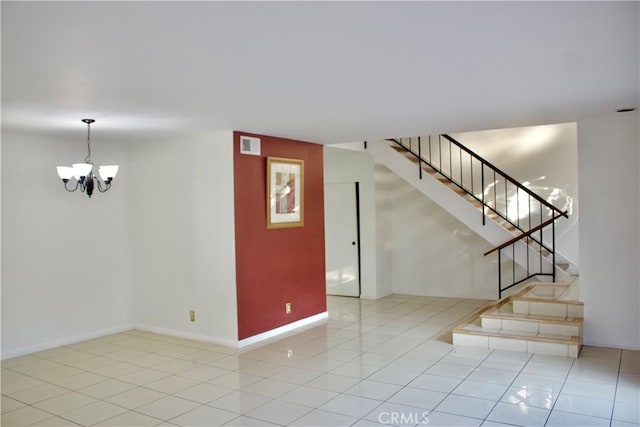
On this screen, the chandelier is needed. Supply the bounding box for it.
[56,119,119,198]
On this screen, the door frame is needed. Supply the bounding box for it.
[354,182,362,298]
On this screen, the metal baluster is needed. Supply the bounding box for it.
[470,157,474,197]
[512,243,516,287]
[526,236,530,277]
[493,170,497,215]
[517,184,520,230]
[505,178,508,222]
[439,135,442,173]
[482,162,485,225]
[418,136,422,180]
[552,218,556,282]
[529,195,532,232]
[459,146,463,188]
[449,139,453,179]
[498,250,502,299]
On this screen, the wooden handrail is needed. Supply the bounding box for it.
[483,216,557,256]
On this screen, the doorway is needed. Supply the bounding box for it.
[324,182,361,297]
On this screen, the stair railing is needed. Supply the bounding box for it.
[387,135,568,298]
[484,216,560,298]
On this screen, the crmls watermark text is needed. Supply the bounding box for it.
[378,411,429,425]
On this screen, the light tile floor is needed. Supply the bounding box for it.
[2,295,639,426]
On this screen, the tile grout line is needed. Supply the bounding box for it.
[607,351,624,427]
[540,355,577,426]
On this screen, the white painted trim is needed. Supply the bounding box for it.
[133,324,238,348]
[582,338,640,352]
[2,314,330,359]
[1,324,134,360]
[238,312,328,348]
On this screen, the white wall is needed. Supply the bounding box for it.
[375,165,394,299]
[1,133,133,358]
[451,123,579,267]
[323,146,381,298]
[130,131,238,345]
[577,111,639,350]
[375,164,498,300]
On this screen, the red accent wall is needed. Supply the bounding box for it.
[233,131,326,340]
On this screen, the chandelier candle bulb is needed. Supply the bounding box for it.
[56,119,119,198]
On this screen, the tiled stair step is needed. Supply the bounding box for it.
[480,301,582,337]
[512,283,583,318]
[452,320,581,358]
[451,281,583,357]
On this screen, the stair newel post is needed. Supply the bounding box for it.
[418,136,422,180]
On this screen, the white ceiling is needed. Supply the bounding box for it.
[2,1,638,145]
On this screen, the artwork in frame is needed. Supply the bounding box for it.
[267,157,304,229]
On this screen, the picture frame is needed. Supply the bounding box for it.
[267,157,304,229]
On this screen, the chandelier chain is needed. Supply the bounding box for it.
[85,120,92,163]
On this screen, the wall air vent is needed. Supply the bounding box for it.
[240,136,261,156]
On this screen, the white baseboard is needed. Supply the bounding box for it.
[134,324,238,348]
[1,324,134,360]
[582,338,640,351]
[238,312,328,348]
[2,313,330,360]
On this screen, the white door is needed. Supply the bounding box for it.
[324,182,360,297]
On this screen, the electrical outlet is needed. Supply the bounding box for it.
[189,310,195,322]
[285,302,292,314]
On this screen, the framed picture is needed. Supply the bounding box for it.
[267,157,304,229]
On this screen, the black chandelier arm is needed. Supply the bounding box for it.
[62,179,80,192]
[95,178,112,193]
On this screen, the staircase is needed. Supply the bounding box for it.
[372,136,576,295]
[368,134,583,357]
[452,279,582,357]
